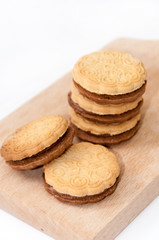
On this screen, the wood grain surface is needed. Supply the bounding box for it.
[0,38,159,240]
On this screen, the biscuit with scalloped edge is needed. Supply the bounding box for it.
[44,142,120,203]
[1,115,68,161]
[73,50,146,95]
[5,126,74,170]
[1,116,75,170]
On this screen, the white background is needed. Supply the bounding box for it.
[0,0,159,239]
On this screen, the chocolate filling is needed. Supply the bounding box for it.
[68,92,143,123]
[43,174,120,204]
[73,80,147,104]
[6,127,74,170]
[71,121,140,145]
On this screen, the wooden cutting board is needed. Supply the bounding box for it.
[0,38,159,240]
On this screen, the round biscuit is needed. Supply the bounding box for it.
[44,142,120,197]
[73,50,146,95]
[1,115,68,161]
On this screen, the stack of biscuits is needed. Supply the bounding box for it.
[68,50,147,145]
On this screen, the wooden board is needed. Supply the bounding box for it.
[0,38,159,240]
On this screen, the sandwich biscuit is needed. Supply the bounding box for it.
[1,115,74,170]
[43,142,120,204]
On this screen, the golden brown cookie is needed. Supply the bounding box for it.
[43,142,120,204]
[70,107,141,136]
[68,92,143,123]
[6,127,74,170]
[1,115,74,170]
[73,50,146,95]
[71,83,143,115]
[74,80,146,104]
[71,121,140,145]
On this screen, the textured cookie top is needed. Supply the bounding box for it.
[73,50,146,95]
[44,142,120,197]
[71,83,142,115]
[1,115,68,161]
[70,107,140,136]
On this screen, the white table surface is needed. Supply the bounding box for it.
[0,0,159,239]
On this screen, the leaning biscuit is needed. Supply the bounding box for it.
[73,50,146,95]
[1,115,74,170]
[43,142,120,204]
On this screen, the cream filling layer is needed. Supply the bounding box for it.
[71,84,142,115]
[70,107,141,136]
